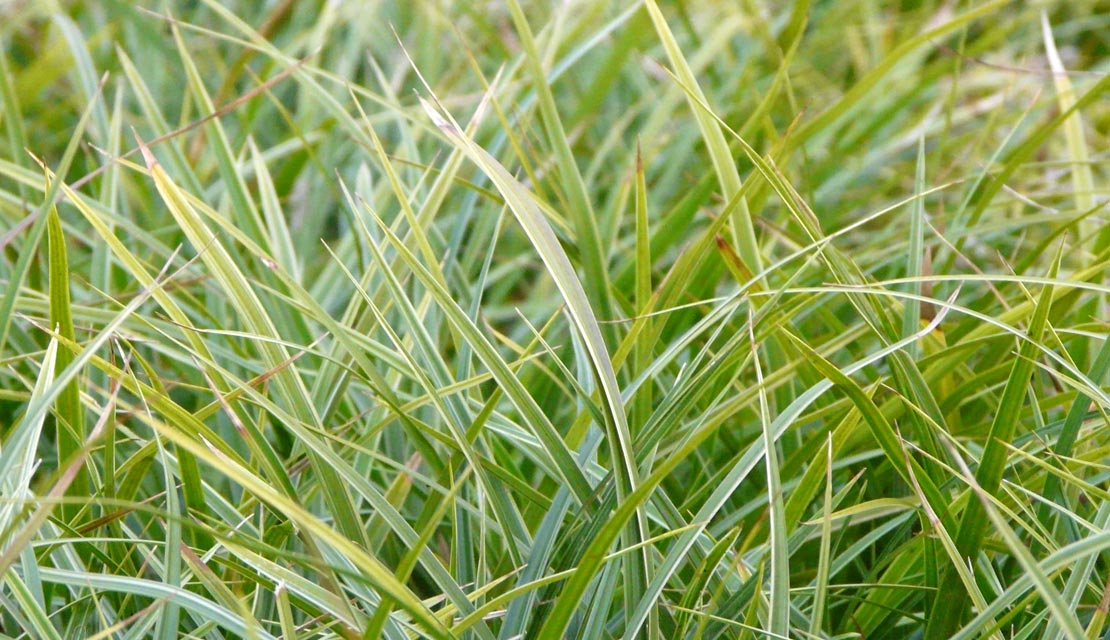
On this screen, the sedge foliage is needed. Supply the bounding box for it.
[1,1,1109,638]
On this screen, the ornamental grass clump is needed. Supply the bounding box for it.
[0,1,1108,638]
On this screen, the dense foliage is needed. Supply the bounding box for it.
[1,1,1109,637]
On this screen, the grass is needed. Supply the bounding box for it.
[1,0,1109,638]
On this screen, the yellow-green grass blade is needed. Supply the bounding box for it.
[45,189,87,521]
[419,94,643,508]
[131,164,520,635]
[346,183,593,503]
[0,338,57,547]
[152,428,182,640]
[643,0,763,280]
[1040,13,1095,229]
[674,71,957,489]
[49,166,284,528]
[750,310,789,637]
[503,0,614,319]
[41,566,277,640]
[902,136,927,357]
[324,238,531,565]
[124,400,452,639]
[136,137,369,550]
[5,570,62,640]
[632,145,653,437]
[808,435,835,637]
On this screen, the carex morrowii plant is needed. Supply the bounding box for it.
[1,1,1108,638]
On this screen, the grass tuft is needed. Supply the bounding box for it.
[1,2,1108,638]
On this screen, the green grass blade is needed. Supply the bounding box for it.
[901,136,927,357]
[44,188,87,521]
[420,95,648,610]
[927,246,1063,638]
[0,82,99,359]
[750,311,789,636]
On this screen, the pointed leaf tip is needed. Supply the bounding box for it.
[419,97,455,134]
[131,127,158,168]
